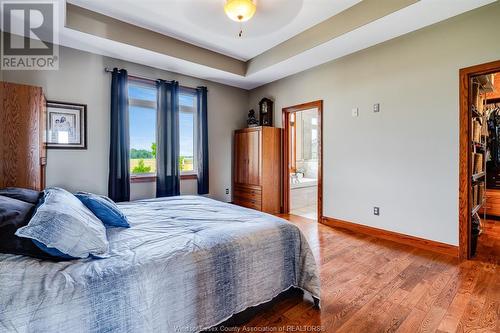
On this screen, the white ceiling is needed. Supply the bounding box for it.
[57,0,496,89]
[244,0,498,87]
[67,0,362,61]
[9,0,493,89]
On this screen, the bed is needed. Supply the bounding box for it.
[0,195,320,332]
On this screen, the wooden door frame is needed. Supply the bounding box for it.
[459,60,500,260]
[282,100,323,221]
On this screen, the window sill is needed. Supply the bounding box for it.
[180,173,197,180]
[130,174,197,183]
[130,174,156,183]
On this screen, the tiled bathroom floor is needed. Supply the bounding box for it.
[290,205,317,220]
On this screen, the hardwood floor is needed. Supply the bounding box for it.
[235,215,500,332]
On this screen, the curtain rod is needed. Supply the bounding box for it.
[104,67,202,92]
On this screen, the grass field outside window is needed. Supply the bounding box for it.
[130,157,194,175]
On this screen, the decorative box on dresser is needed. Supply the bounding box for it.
[0,81,47,190]
[233,126,281,214]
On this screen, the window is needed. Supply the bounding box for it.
[128,81,197,178]
[179,89,197,174]
[129,81,157,176]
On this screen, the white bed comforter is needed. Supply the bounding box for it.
[0,195,320,332]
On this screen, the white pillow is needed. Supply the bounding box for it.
[16,187,109,259]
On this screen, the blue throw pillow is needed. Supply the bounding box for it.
[16,187,109,259]
[75,192,130,228]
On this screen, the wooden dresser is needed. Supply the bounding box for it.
[480,189,500,217]
[0,81,47,190]
[233,126,281,214]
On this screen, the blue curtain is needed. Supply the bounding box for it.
[156,80,180,197]
[196,87,209,195]
[108,68,130,202]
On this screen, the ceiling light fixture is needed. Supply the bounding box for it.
[224,0,256,37]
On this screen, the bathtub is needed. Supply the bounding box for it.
[290,177,318,189]
[290,177,318,210]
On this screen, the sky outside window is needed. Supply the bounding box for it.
[179,92,195,159]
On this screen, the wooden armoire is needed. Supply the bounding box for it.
[0,81,47,190]
[233,126,281,213]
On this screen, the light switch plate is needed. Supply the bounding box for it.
[352,108,359,117]
[373,103,380,113]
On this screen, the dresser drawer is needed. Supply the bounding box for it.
[485,197,500,205]
[234,187,262,201]
[483,207,500,216]
[233,197,262,211]
[485,194,500,202]
[233,185,262,211]
[485,189,500,198]
[234,184,261,194]
[483,190,500,216]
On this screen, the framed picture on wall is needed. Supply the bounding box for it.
[46,101,87,149]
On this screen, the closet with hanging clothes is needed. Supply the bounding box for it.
[485,102,500,188]
[472,72,500,257]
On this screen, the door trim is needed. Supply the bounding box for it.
[282,100,323,221]
[459,60,500,260]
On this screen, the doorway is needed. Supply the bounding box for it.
[282,101,323,221]
[459,60,500,260]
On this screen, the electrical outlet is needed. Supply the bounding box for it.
[225,188,229,195]
[352,107,359,117]
[373,103,380,113]
[374,207,380,216]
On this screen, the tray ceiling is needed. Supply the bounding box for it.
[5,0,497,89]
[67,0,362,61]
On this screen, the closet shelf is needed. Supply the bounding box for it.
[472,172,485,181]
